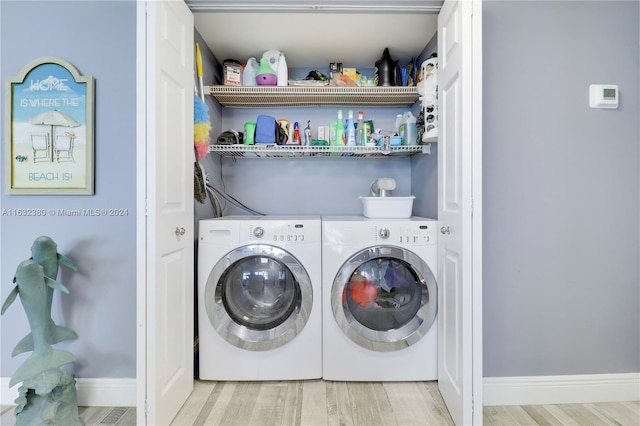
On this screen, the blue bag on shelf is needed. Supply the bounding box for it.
[255,115,286,144]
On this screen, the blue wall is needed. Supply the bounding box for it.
[482,0,640,376]
[1,0,137,379]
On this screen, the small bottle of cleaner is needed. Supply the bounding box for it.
[277,53,288,86]
[304,120,312,146]
[293,122,301,145]
[356,111,365,145]
[336,110,345,146]
[345,110,356,146]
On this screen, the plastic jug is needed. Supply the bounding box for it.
[243,122,256,145]
[243,57,258,86]
[277,53,288,86]
[398,111,418,145]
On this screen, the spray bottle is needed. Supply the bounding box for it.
[304,120,312,146]
[345,110,356,146]
[356,111,365,145]
[293,122,301,145]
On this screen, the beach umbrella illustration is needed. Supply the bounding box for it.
[29,110,80,161]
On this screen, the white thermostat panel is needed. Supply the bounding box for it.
[590,84,618,109]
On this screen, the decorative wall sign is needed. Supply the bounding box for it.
[4,57,95,194]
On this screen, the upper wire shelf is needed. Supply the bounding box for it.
[206,85,420,108]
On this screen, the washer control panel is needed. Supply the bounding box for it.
[247,221,320,244]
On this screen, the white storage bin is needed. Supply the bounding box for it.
[359,196,415,218]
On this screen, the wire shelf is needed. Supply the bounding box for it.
[208,144,428,158]
[206,85,420,108]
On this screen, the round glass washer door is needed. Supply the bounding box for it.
[331,246,437,352]
[205,244,312,351]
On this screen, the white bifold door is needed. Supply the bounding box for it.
[437,0,483,425]
[137,0,194,424]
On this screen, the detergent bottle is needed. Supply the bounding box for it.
[242,57,258,86]
[277,53,288,86]
[398,111,418,145]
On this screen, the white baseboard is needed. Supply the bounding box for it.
[484,373,640,406]
[4,373,638,408]
[1,377,136,407]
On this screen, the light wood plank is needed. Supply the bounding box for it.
[558,403,618,425]
[417,381,456,425]
[621,401,640,424]
[539,405,581,426]
[216,382,259,425]
[484,405,521,425]
[502,405,539,425]
[384,381,452,425]
[300,379,329,426]
[384,382,424,426]
[521,404,565,426]
[325,380,354,426]
[371,382,397,425]
[347,382,385,426]
[113,407,137,425]
[202,382,236,425]
[247,382,288,425]
[280,380,303,426]
[592,401,640,425]
[172,380,217,425]
[324,380,339,425]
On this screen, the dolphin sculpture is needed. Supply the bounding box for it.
[7,236,78,356]
[4,259,76,388]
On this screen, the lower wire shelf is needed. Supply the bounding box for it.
[208,144,429,158]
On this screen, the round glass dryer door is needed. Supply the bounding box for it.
[205,244,312,351]
[331,246,437,351]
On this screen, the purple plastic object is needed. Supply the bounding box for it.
[256,73,277,86]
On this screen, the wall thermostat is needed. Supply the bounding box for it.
[590,84,619,109]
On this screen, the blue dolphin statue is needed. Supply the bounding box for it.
[5,259,76,388]
[3,236,78,356]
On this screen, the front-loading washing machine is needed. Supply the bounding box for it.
[197,216,322,380]
[322,216,438,381]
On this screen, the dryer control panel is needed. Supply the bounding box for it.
[371,222,437,246]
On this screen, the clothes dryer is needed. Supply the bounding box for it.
[322,216,438,381]
[198,216,321,380]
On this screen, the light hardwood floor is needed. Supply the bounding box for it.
[2,380,639,425]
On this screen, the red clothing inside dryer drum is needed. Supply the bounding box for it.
[345,275,378,307]
[342,258,424,331]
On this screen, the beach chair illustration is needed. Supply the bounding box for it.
[54,132,75,163]
[31,133,50,163]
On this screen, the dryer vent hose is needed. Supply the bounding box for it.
[370,177,397,197]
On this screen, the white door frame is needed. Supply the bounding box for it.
[136,1,483,424]
[135,2,148,424]
[471,1,484,424]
